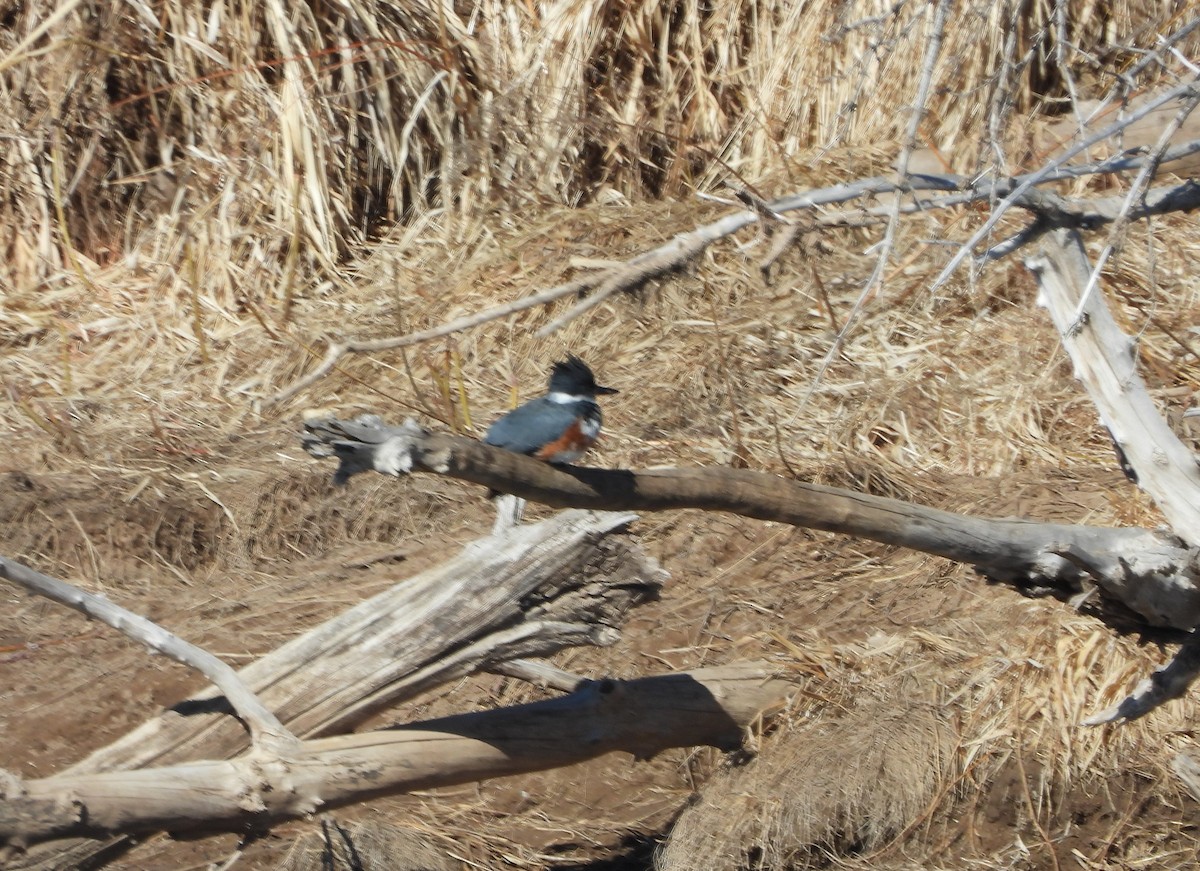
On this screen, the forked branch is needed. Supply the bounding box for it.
[270,135,1200,405]
[6,509,664,870]
[0,557,296,755]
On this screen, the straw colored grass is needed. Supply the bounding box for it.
[660,675,957,869]
[276,820,459,871]
[4,1,1200,869]
[3,0,1196,298]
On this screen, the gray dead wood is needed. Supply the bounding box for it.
[1024,228,1200,724]
[0,662,791,851]
[1083,633,1200,726]
[302,418,1200,632]
[0,557,297,756]
[269,136,1200,405]
[4,510,663,870]
[1025,228,1200,542]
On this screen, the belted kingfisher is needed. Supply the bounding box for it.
[485,355,618,465]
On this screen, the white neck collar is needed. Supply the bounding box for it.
[547,390,588,403]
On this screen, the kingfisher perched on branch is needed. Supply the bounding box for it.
[485,355,618,465]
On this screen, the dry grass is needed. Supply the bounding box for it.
[4,1,1200,869]
[653,602,1200,870]
[661,674,957,870]
[277,819,460,871]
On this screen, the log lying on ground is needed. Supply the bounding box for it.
[5,510,663,870]
[0,663,791,851]
[303,420,1200,632]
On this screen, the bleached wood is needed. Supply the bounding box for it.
[7,509,663,870]
[0,557,296,755]
[490,658,586,692]
[1025,228,1200,542]
[0,663,791,850]
[1083,634,1200,725]
[269,137,1200,404]
[1023,228,1200,725]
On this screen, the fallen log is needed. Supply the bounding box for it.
[3,509,663,868]
[0,663,792,850]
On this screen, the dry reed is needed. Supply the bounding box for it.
[3,1,1200,869]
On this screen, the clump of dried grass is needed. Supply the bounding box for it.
[656,607,1200,870]
[277,819,458,871]
[660,674,957,870]
[2,0,1194,299]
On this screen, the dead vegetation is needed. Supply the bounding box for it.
[4,0,1200,868]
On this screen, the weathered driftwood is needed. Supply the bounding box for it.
[1025,228,1200,724]
[303,419,1200,632]
[4,509,663,869]
[0,663,791,850]
[1025,228,1200,542]
[0,557,297,755]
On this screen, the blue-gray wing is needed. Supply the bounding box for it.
[485,398,580,455]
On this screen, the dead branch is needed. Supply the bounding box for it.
[0,557,296,755]
[1025,227,1200,723]
[0,663,793,852]
[268,275,598,404]
[7,509,663,871]
[982,178,1200,259]
[794,0,951,420]
[928,79,1200,293]
[1025,228,1200,539]
[301,417,1200,632]
[489,659,586,692]
[1025,174,1200,223]
[269,134,1200,405]
[1083,633,1200,725]
[1053,81,1200,333]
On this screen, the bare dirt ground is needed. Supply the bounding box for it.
[4,197,1200,869]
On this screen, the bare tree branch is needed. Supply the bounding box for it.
[927,79,1200,293]
[1025,228,1200,541]
[1025,227,1200,724]
[792,0,951,418]
[269,133,1200,406]
[980,177,1200,260]
[1084,633,1200,725]
[7,509,663,871]
[1063,79,1200,334]
[0,663,793,852]
[489,659,587,692]
[268,275,598,404]
[0,557,297,755]
[302,417,1200,632]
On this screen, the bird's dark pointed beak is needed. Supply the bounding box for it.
[595,384,619,395]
